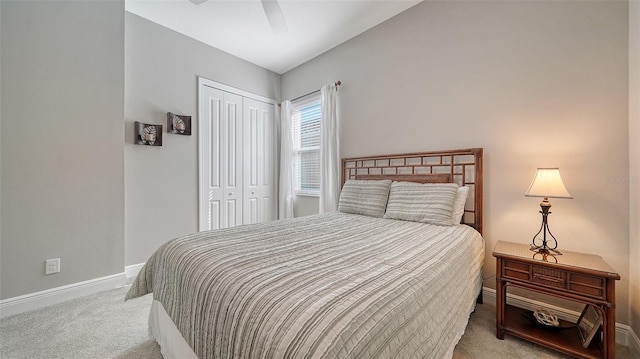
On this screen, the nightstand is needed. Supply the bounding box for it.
[493,241,620,359]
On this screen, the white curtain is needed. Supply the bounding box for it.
[319,83,340,213]
[278,100,295,219]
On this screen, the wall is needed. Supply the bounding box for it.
[0,2,3,299]
[629,0,640,340]
[282,1,630,323]
[0,1,125,299]
[125,13,281,265]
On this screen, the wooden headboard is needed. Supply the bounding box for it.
[341,148,484,234]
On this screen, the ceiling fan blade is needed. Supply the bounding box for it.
[188,0,207,5]
[261,0,288,34]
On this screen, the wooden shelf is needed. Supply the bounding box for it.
[503,305,603,359]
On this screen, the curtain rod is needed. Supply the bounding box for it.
[279,81,341,107]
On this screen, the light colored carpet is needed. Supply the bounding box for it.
[0,287,637,358]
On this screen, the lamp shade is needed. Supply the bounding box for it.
[525,168,573,199]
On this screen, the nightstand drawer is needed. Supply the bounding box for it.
[503,260,530,281]
[532,265,567,289]
[568,273,605,299]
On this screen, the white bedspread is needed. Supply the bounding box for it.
[126,212,484,359]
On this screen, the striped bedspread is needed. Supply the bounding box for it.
[126,212,484,359]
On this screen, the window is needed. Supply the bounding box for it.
[291,94,321,196]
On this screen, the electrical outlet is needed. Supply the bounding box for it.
[45,258,60,275]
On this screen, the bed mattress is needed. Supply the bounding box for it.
[126,212,484,359]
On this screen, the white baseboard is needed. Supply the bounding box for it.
[482,287,640,355]
[125,262,145,281]
[0,263,146,319]
[623,320,640,356]
[0,272,127,319]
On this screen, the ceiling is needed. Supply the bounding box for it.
[125,0,422,74]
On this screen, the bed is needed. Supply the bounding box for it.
[126,148,485,359]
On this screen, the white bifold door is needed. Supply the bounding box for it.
[199,81,276,231]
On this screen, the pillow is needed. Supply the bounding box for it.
[383,182,458,225]
[338,180,392,217]
[451,186,469,225]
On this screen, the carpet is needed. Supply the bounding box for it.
[0,287,636,358]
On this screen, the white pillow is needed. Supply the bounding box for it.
[338,180,392,217]
[383,182,458,226]
[451,186,469,225]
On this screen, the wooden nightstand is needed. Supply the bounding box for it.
[493,241,620,359]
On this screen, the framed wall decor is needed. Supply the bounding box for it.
[167,112,192,135]
[577,304,603,348]
[134,121,163,146]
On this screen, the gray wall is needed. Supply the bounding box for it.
[0,1,3,299]
[282,1,631,323]
[629,0,640,340]
[124,13,280,265]
[0,1,125,299]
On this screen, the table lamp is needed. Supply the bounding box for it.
[525,168,573,254]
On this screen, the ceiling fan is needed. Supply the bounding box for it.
[188,0,288,34]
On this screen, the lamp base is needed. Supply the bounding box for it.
[529,244,562,255]
[530,198,563,255]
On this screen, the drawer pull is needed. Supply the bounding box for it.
[534,274,565,283]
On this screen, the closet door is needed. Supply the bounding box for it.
[199,85,243,230]
[222,92,244,228]
[242,98,276,224]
